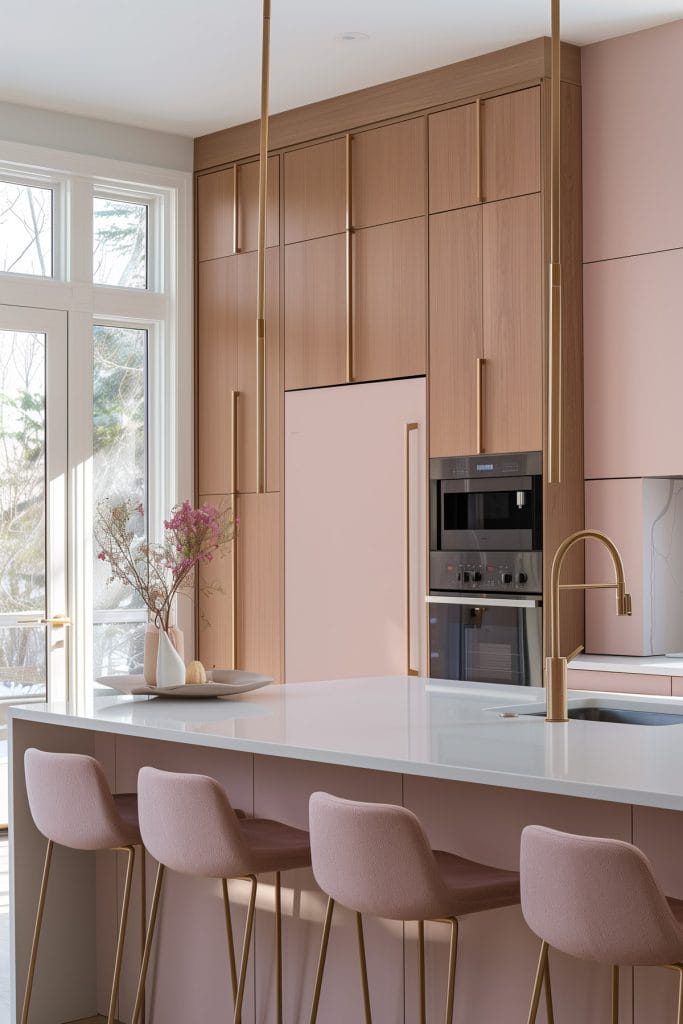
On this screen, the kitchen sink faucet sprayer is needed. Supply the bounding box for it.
[546,530,632,722]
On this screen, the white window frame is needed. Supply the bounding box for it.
[0,139,193,703]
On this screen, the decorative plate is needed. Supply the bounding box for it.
[98,671,273,698]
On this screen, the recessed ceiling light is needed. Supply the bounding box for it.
[337,31,370,42]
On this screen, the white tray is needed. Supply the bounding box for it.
[98,671,272,698]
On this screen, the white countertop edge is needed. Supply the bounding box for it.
[571,654,683,676]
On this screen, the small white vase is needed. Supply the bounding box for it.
[156,628,186,688]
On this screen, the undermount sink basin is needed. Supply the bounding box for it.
[525,706,683,726]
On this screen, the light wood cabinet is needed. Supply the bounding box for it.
[353,217,427,382]
[235,156,280,252]
[567,669,672,697]
[284,233,347,390]
[197,168,235,262]
[352,118,426,228]
[428,87,541,214]
[197,257,237,494]
[284,139,346,243]
[197,491,234,670]
[429,205,483,455]
[236,492,282,681]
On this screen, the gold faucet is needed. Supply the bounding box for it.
[546,529,632,722]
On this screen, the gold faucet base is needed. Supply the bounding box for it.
[545,657,568,722]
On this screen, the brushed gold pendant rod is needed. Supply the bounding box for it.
[547,0,562,485]
[256,0,271,495]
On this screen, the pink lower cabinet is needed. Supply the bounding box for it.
[567,668,671,696]
[285,377,427,682]
[673,678,683,697]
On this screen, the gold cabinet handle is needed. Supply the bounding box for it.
[231,390,239,669]
[547,0,562,485]
[475,98,484,203]
[231,389,239,498]
[255,0,271,495]
[345,132,354,384]
[232,164,240,255]
[476,357,486,455]
[405,422,419,676]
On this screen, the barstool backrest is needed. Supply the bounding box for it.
[137,766,251,877]
[309,791,449,921]
[521,824,683,966]
[24,748,131,851]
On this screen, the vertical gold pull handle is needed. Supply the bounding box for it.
[548,0,562,485]
[345,132,354,384]
[255,0,271,495]
[476,357,486,455]
[232,165,239,255]
[231,390,239,669]
[475,98,483,203]
[405,422,419,677]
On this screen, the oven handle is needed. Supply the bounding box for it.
[426,594,542,609]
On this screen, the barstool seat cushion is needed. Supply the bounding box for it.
[433,849,520,916]
[240,817,312,874]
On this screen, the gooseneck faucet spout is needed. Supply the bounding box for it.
[546,529,632,722]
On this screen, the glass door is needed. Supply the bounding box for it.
[0,305,68,825]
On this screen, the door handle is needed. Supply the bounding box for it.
[405,422,419,676]
[42,615,71,628]
[476,357,486,454]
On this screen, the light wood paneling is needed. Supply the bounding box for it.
[235,249,280,493]
[195,38,581,170]
[196,167,235,261]
[197,257,237,494]
[482,87,541,202]
[236,155,280,251]
[352,118,426,227]
[283,138,346,243]
[237,492,282,681]
[482,193,543,453]
[428,103,478,214]
[352,218,427,383]
[197,492,234,670]
[429,206,483,455]
[284,233,346,390]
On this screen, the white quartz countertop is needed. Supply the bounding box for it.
[11,677,683,812]
[571,654,683,676]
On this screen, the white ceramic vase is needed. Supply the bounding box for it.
[156,628,186,687]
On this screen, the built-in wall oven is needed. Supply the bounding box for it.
[428,451,543,687]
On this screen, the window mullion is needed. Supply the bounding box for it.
[68,177,94,287]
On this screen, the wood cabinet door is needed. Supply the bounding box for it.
[429,103,479,214]
[353,217,427,383]
[198,492,235,670]
[237,492,282,681]
[284,139,346,243]
[284,233,347,390]
[351,118,426,228]
[482,87,541,202]
[236,156,280,252]
[482,194,542,453]
[235,249,280,493]
[429,206,483,456]
[197,257,237,494]
[197,167,236,262]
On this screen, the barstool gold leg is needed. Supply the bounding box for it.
[139,847,146,1024]
[308,897,335,1024]
[444,917,459,1024]
[275,871,283,1024]
[417,921,426,1024]
[233,875,258,1024]
[20,839,54,1024]
[527,941,550,1024]
[544,950,554,1024]
[108,846,136,1024]
[222,879,238,1005]
[132,862,165,1024]
[675,964,683,1024]
[355,912,372,1024]
[611,964,619,1024]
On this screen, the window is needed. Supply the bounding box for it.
[93,197,148,288]
[0,180,52,277]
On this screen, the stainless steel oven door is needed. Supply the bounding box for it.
[437,476,540,551]
[427,594,543,687]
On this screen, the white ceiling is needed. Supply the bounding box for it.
[1,1,682,138]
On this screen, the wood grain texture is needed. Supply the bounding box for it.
[197,257,237,494]
[235,249,280,493]
[195,39,581,170]
[284,233,347,390]
[352,217,427,382]
[237,492,282,682]
[482,86,541,202]
[351,117,426,228]
[428,103,478,214]
[482,193,543,454]
[283,138,346,243]
[196,166,235,261]
[197,492,234,670]
[235,154,280,251]
[429,206,483,456]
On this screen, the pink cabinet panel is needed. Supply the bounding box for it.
[582,20,683,263]
[583,249,683,480]
[285,378,426,683]
[672,677,683,697]
[567,668,671,697]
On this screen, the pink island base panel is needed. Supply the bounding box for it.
[9,718,683,1024]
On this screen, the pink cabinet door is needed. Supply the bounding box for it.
[567,669,671,697]
[285,378,426,682]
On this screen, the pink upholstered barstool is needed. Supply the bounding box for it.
[521,825,683,1023]
[132,766,311,1024]
[307,791,524,1024]
[22,748,146,1024]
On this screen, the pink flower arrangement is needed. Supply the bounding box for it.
[95,498,234,632]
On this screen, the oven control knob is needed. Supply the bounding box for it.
[502,572,513,585]
[463,571,471,583]
[473,571,482,582]
[518,572,528,585]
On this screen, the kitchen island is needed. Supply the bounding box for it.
[10,676,683,1023]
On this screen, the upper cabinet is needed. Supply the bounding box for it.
[284,139,346,243]
[351,118,426,227]
[197,156,279,261]
[429,87,541,214]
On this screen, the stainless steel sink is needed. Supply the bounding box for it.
[525,706,683,726]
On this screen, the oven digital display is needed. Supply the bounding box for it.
[476,463,494,472]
